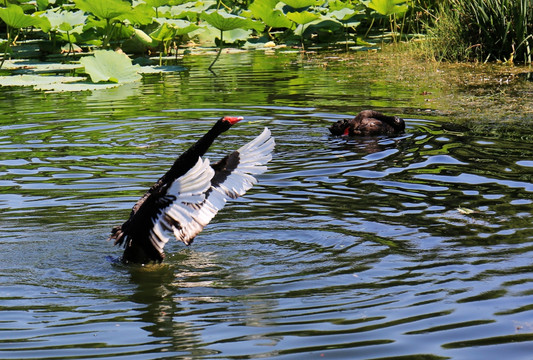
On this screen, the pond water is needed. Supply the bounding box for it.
[0,51,532,360]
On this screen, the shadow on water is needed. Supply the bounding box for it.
[0,51,532,359]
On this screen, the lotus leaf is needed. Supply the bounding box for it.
[80,50,141,83]
[329,8,356,21]
[200,10,262,32]
[249,0,292,28]
[168,1,217,20]
[365,0,409,16]
[0,74,83,87]
[224,29,253,43]
[328,0,355,11]
[150,23,176,42]
[0,5,49,30]
[73,0,132,21]
[281,0,324,9]
[286,11,320,25]
[126,3,156,25]
[154,18,199,35]
[44,9,87,32]
[144,0,172,7]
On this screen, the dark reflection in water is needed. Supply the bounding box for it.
[0,52,532,359]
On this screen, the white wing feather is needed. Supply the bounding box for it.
[149,127,274,249]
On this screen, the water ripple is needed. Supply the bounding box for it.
[0,53,532,359]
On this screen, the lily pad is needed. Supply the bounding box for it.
[79,50,141,83]
[34,81,122,92]
[137,65,187,74]
[0,74,83,87]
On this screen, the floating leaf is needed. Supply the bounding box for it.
[0,74,83,87]
[0,5,48,29]
[79,50,141,83]
[249,0,292,28]
[457,207,477,215]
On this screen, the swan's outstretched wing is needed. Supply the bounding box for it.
[149,127,274,252]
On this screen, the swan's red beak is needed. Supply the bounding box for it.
[222,116,243,125]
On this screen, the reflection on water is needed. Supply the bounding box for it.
[0,52,532,359]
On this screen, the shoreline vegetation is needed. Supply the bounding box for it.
[0,0,531,96]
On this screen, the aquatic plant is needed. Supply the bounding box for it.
[200,9,261,70]
[79,50,141,83]
[428,0,532,64]
[0,4,50,68]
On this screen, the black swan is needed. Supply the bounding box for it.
[329,110,405,136]
[109,116,275,264]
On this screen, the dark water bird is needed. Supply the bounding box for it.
[329,110,405,137]
[109,116,275,264]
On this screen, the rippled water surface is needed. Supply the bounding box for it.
[1,52,532,359]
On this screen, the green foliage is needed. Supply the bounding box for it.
[200,10,261,32]
[249,0,292,28]
[286,10,319,25]
[79,50,141,83]
[1,0,524,77]
[428,0,532,64]
[281,0,324,9]
[365,0,410,17]
[73,0,131,21]
[0,5,49,29]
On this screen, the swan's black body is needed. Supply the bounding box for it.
[329,110,405,137]
[109,116,274,264]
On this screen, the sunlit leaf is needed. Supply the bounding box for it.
[249,0,292,28]
[80,50,141,83]
[281,0,324,9]
[167,1,216,20]
[224,28,253,43]
[44,9,87,32]
[150,23,175,42]
[34,82,123,92]
[364,0,409,16]
[329,8,356,21]
[73,0,132,20]
[0,5,48,29]
[144,0,172,7]
[328,0,354,11]
[154,18,199,35]
[200,10,262,32]
[0,74,83,87]
[286,11,319,25]
[125,3,155,25]
[457,207,477,215]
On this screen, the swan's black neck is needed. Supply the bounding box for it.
[160,119,234,186]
